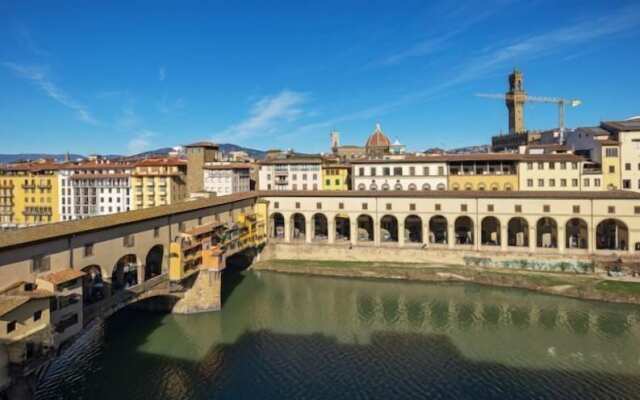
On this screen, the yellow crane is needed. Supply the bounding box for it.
[476,93,582,142]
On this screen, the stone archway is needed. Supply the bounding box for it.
[144,244,164,280]
[357,214,374,242]
[596,219,629,250]
[429,215,448,244]
[481,217,500,246]
[82,264,105,304]
[507,217,529,247]
[312,213,328,241]
[455,216,474,245]
[380,215,398,242]
[291,213,306,241]
[404,215,423,243]
[566,218,588,249]
[335,214,350,242]
[270,213,285,239]
[112,254,139,293]
[537,217,558,249]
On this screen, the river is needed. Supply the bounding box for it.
[34,270,640,399]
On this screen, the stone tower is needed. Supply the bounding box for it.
[330,130,340,150]
[185,142,220,196]
[506,69,526,134]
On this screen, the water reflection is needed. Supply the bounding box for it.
[36,271,640,399]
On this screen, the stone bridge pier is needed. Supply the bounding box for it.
[172,248,225,314]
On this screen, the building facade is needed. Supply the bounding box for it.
[352,158,448,191]
[131,158,187,210]
[258,154,323,191]
[203,164,252,196]
[322,164,351,191]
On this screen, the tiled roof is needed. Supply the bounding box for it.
[601,120,640,132]
[203,163,254,170]
[38,269,86,285]
[366,124,391,148]
[135,158,186,167]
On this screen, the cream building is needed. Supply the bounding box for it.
[517,154,584,191]
[258,153,322,191]
[203,163,252,196]
[352,157,448,191]
[131,158,187,210]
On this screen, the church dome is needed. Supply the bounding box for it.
[366,123,391,148]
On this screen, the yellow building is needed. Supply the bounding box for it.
[0,163,60,226]
[600,142,621,190]
[131,158,187,210]
[322,165,351,191]
[447,155,519,191]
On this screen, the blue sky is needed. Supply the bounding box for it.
[1,1,639,155]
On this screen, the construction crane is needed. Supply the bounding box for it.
[476,93,581,143]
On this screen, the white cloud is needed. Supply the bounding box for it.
[217,90,308,141]
[127,129,156,154]
[158,94,185,114]
[158,66,166,81]
[2,62,98,125]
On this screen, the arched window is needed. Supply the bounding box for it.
[504,183,513,191]
[381,183,390,191]
[452,183,460,191]
[478,183,486,191]
[357,183,366,191]
[394,182,403,190]
[408,183,417,191]
[436,183,446,191]
[464,183,473,191]
[491,184,499,191]
[422,183,431,191]
[370,183,378,191]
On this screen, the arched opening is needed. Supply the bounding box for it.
[312,213,328,241]
[422,183,431,191]
[481,217,500,246]
[82,265,104,304]
[464,183,473,191]
[537,217,558,248]
[508,217,529,247]
[144,244,164,280]
[369,182,378,191]
[270,213,285,239]
[335,215,350,242]
[394,182,403,190]
[490,184,499,191]
[357,214,374,242]
[112,254,138,293]
[596,219,629,250]
[291,213,306,241]
[429,215,448,244]
[437,183,445,191]
[455,216,474,245]
[452,183,460,191]
[380,215,398,242]
[566,218,588,249]
[381,183,390,191]
[357,183,366,191]
[408,183,417,191]
[404,215,422,243]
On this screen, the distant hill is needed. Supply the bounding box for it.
[0,153,85,163]
[0,143,267,164]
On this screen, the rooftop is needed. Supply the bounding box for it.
[601,120,640,132]
[38,269,86,285]
[184,141,219,149]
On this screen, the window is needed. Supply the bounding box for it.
[623,179,631,189]
[538,162,544,169]
[339,202,344,210]
[560,179,566,187]
[460,204,467,212]
[316,202,322,210]
[609,165,615,173]
[549,162,555,170]
[409,167,415,176]
[178,222,186,233]
[573,205,580,214]
[292,184,298,190]
[359,168,365,176]
[438,166,444,175]
[34,310,42,321]
[626,163,631,171]
[393,167,402,176]
[583,178,590,187]
[423,166,430,176]
[538,179,544,187]
[606,148,618,157]
[7,321,16,334]
[302,174,307,181]
[608,206,615,214]
[594,178,601,187]
[635,206,640,215]
[325,179,331,186]
[572,179,578,187]
[383,167,390,176]
[435,204,441,211]
[386,203,392,211]
[274,201,279,209]
[32,255,50,273]
[527,179,533,187]
[560,162,567,170]
[362,203,368,210]
[410,203,416,211]
[84,243,93,257]
[543,205,550,212]
[295,202,300,209]
[527,162,533,170]
[515,205,522,213]
[572,162,578,170]
[370,167,376,176]
[123,234,135,247]
[549,179,555,187]
[487,204,494,212]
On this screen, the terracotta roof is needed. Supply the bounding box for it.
[0,192,257,250]
[0,296,32,317]
[135,158,186,167]
[259,157,323,165]
[258,190,640,200]
[366,124,391,148]
[184,141,219,148]
[70,173,131,179]
[350,153,585,164]
[185,221,226,236]
[203,163,254,170]
[599,139,620,146]
[38,269,86,285]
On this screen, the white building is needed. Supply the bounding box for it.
[203,163,252,196]
[59,161,132,221]
[258,155,323,191]
[351,157,448,191]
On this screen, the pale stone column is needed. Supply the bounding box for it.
[284,215,291,243]
[350,217,358,246]
[529,226,536,252]
[374,217,381,246]
[588,225,596,255]
[474,220,480,251]
[500,224,508,252]
[448,222,455,249]
[305,218,312,243]
[422,221,430,248]
[327,217,335,244]
[398,221,405,247]
[558,226,565,254]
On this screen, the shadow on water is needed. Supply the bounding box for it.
[37,326,640,400]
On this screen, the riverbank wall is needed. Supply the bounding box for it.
[255,243,640,305]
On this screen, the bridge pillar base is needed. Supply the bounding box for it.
[171,268,223,314]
